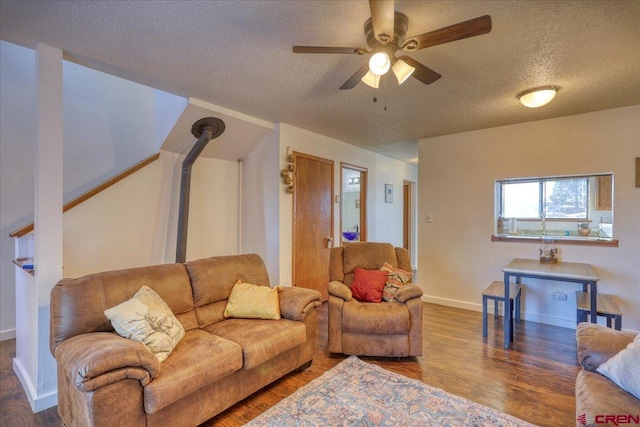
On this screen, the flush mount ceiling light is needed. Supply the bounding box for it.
[517,86,558,108]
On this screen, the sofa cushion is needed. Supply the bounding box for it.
[350,268,387,303]
[143,328,242,414]
[51,263,196,355]
[104,286,185,362]
[597,334,640,399]
[342,300,409,334]
[184,254,271,328]
[576,323,637,371]
[343,243,398,275]
[224,281,283,320]
[205,318,306,370]
[576,369,640,426]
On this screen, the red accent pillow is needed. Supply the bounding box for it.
[350,268,388,303]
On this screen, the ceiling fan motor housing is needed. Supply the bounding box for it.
[365,12,409,50]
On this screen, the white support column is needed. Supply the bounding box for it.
[14,42,62,412]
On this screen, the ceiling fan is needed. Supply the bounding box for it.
[292,0,492,90]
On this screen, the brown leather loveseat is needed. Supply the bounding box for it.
[50,254,322,427]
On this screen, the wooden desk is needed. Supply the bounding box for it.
[502,258,599,349]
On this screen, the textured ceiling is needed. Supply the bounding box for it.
[1,1,639,164]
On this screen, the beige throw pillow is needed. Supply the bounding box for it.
[224,280,283,320]
[104,286,185,362]
[597,334,640,399]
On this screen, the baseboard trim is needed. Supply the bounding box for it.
[421,295,578,330]
[13,357,58,412]
[0,328,16,341]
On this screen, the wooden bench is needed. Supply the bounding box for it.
[482,281,522,341]
[575,291,622,330]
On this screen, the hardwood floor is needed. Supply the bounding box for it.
[0,302,580,427]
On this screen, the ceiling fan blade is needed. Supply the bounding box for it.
[340,63,370,90]
[369,0,395,43]
[403,15,492,50]
[293,46,366,55]
[398,56,441,85]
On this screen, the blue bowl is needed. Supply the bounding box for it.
[342,231,359,241]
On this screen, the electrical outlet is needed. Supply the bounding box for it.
[426,213,433,223]
[552,291,567,301]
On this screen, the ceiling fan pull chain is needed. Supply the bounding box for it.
[383,77,388,111]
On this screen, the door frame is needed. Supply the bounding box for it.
[403,180,415,263]
[340,162,368,245]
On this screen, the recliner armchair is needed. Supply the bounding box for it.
[328,242,423,357]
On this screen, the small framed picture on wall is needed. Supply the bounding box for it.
[385,184,393,203]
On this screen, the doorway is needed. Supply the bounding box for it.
[340,163,367,245]
[292,152,334,301]
[403,181,412,254]
[402,181,416,264]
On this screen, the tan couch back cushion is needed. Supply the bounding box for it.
[50,263,195,355]
[184,254,270,328]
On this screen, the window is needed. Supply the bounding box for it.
[494,173,616,244]
[498,176,589,221]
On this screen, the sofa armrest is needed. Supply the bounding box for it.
[55,332,161,392]
[328,281,352,301]
[576,323,637,371]
[279,287,322,321]
[396,284,423,303]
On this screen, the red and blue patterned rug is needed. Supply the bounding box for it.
[245,356,535,426]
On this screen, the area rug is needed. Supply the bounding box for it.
[245,356,535,427]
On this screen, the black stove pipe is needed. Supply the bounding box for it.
[175,117,225,263]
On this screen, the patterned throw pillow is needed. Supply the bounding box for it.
[104,286,185,362]
[597,333,640,399]
[350,268,388,303]
[224,280,283,320]
[380,262,413,302]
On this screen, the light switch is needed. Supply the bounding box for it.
[426,213,433,223]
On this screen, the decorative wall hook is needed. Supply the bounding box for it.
[281,147,295,193]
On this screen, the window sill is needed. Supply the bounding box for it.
[491,234,619,247]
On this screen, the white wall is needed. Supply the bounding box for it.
[0,41,36,340]
[277,123,419,287]
[62,61,158,200]
[0,40,179,339]
[242,129,280,283]
[63,151,240,279]
[418,105,640,332]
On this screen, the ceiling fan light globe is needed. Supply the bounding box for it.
[392,59,415,85]
[361,70,381,88]
[518,87,557,108]
[369,52,391,76]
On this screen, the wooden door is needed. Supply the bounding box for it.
[403,183,410,250]
[293,152,333,301]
